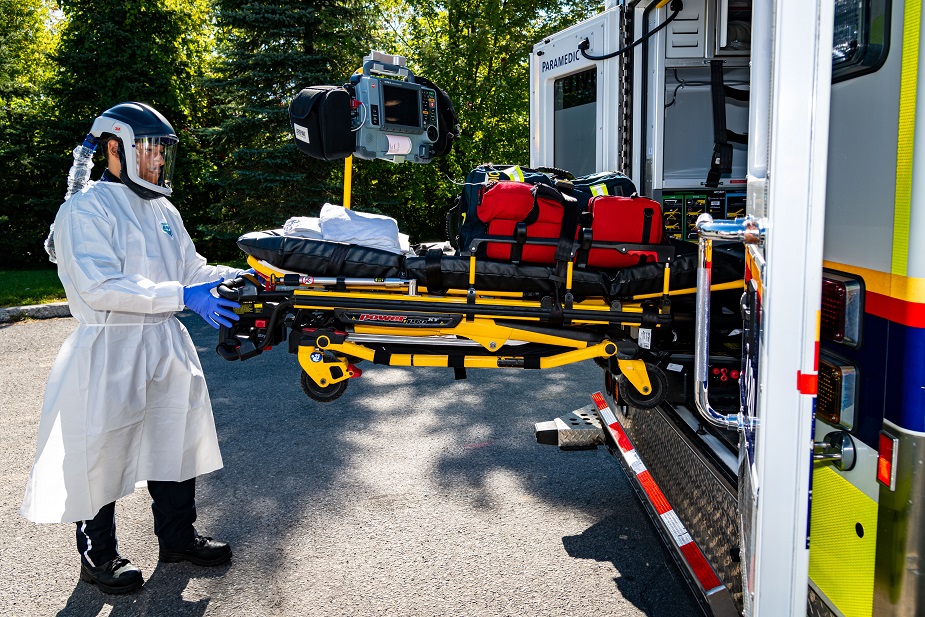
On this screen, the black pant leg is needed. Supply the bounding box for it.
[147,478,197,551]
[76,501,118,567]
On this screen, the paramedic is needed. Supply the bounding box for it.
[20,102,244,594]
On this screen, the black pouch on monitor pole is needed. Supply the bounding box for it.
[289,86,355,160]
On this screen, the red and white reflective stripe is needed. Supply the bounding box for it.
[592,392,724,592]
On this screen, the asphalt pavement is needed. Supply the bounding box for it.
[0,313,702,616]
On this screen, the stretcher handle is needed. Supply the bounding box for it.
[216,275,251,302]
[694,214,761,431]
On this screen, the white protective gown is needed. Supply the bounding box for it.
[21,181,242,523]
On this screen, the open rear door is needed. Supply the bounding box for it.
[696,0,834,614]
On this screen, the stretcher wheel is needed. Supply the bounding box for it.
[616,364,667,410]
[300,371,348,403]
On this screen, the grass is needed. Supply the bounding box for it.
[1,260,250,308]
[1,269,66,308]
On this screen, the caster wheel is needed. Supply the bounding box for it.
[616,364,668,410]
[300,370,348,402]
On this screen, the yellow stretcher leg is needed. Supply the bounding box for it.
[616,359,653,395]
[297,346,358,386]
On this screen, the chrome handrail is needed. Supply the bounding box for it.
[694,214,765,431]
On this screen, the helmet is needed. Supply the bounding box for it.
[89,102,179,199]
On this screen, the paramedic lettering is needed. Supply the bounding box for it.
[541,48,582,73]
[20,102,246,595]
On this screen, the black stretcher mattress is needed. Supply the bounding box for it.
[237,231,744,300]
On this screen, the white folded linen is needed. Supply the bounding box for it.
[319,203,404,254]
[282,216,323,239]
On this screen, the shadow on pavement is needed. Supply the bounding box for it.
[56,561,229,617]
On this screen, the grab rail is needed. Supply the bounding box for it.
[694,214,765,430]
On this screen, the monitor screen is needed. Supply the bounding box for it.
[382,83,420,128]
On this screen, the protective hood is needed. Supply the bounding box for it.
[89,102,179,199]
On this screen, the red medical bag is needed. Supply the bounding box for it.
[477,181,570,263]
[582,195,664,269]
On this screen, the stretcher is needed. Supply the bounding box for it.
[215,228,745,406]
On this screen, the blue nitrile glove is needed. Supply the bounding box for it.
[183,279,240,329]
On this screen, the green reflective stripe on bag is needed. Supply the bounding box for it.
[503,165,525,182]
[590,183,609,196]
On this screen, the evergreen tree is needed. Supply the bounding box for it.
[202,0,372,239]
[0,0,59,267]
[3,0,217,266]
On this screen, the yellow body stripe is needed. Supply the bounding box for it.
[824,260,925,304]
[892,0,921,275]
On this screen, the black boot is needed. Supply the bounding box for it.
[159,535,232,566]
[79,557,143,594]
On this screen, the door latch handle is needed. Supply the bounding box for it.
[813,430,856,472]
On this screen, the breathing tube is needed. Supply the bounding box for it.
[65,134,98,200]
[46,134,99,263]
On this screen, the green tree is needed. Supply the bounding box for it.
[51,0,218,223]
[1,0,217,268]
[202,0,373,243]
[0,0,59,267]
[346,0,599,243]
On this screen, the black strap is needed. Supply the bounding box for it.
[641,303,659,329]
[326,244,350,276]
[641,208,653,244]
[448,355,467,379]
[726,131,748,145]
[707,60,735,188]
[575,226,592,269]
[424,249,445,293]
[724,85,749,102]
[446,196,460,249]
[523,192,541,226]
[373,350,391,365]
[509,222,528,263]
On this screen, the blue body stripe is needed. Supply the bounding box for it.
[822,314,925,447]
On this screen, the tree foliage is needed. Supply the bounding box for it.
[343,0,599,243]
[2,0,601,269]
[201,0,373,247]
[0,0,217,267]
[0,0,59,266]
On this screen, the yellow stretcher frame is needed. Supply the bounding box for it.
[238,253,745,404]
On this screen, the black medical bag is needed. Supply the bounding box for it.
[564,171,638,211]
[448,164,563,254]
[288,86,355,161]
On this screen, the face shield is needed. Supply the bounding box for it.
[88,102,180,200]
[130,136,178,193]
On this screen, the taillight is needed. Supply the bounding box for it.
[816,351,857,430]
[821,272,863,347]
[877,431,898,491]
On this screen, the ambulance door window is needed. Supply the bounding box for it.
[554,68,596,177]
[832,0,889,82]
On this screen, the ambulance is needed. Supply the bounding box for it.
[530,0,925,615]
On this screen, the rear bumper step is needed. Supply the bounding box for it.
[590,392,739,617]
[534,404,605,449]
